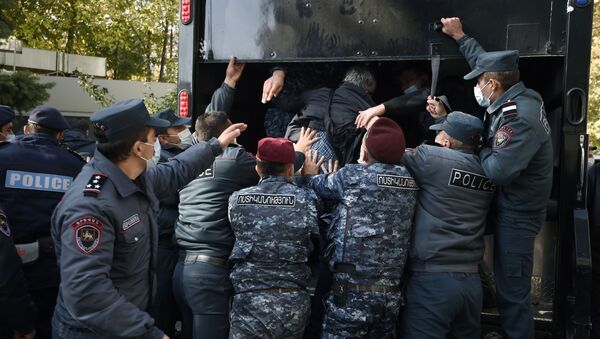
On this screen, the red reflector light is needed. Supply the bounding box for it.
[179,90,190,117]
[181,0,191,25]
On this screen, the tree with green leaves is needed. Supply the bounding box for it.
[0,71,54,112]
[6,0,178,82]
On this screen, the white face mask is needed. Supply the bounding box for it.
[175,128,193,150]
[139,139,161,171]
[1,132,15,142]
[474,80,493,107]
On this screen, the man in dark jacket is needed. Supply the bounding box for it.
[284,66,376,166]
[62,118,96,159]
[0,206,37,339]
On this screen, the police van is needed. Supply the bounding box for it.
[177,1,594,337]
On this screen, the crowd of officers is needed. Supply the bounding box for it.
[0,17,565,339]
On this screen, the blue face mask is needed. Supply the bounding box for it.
[403,85,419,95]
[474,81,493,108]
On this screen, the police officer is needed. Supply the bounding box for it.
[0,105,16,142]
[228,138,320,338]
[145,108,192,337]
[302,117,418,338]
[0,106,85,339]
[50,99,246,338]
[0,206,37,339]
[400,111,494,338]
[62,118,96,160]
[441,17,553,339]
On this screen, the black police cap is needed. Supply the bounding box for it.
[155,108,191,135]
[28,106,70,131]
[90,99,169,143]
[0,105,15,126]
[430,111,484,145]
[464,50,519,80]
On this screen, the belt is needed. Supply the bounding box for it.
[184,254,229,268]
[332,281,400,294]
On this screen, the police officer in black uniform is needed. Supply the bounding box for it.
[0,105,16,142]
[0,106,85,339]
[51,99,246,339]
[150,108,192,337]
[0,206,37,339]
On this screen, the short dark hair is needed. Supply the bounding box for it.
[97,127,149,162]
[483,70,520,91]
[28,122,60,138]
[195,111,231,141]
[343,66,376,95]
[256,161,289,177]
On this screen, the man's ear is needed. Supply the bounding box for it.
[255,164,263,177]
[158,135,169,145]
[56,131,65,142]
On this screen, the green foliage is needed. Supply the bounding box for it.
[589,3,600,147]
[7,0,178,82]
[143,83,177,115]
[0,71,54,112]
[75,72,115,107]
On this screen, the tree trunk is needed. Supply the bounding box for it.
[158,20,169,82]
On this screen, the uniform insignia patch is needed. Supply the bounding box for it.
[376,175,419,190]
[71,216,103,254]
[122,214,141,231]
[83,174,108,197]
[237,193,296,207]
[0,209,10,237]
[493,126,515,150]
[500,101,518,120]
[448,169,495,192]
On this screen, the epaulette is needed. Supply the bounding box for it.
[83,173,108,197]
[500,100,518,120]
[62,144,88,163]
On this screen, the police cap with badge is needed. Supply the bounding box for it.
[155,108,191,135]
[463,50,519,80]
[429,111,484,145]
[0,105,15,126]
[29,106,70,130]
[90,99,170,143]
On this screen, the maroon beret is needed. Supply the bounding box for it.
[256,137,296,164]
[365,117,406,164]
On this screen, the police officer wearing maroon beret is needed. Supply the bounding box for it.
[0,106,85,339]
[51,99,246,339]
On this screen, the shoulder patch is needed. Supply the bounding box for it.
[500,100,518,120]
[448,169,495,193]
[493,125,515,150]
[70,216,103,254]
[0,209,10,237]
[376,174,419,190]
[236,193,296,207]
[83,174,108,197]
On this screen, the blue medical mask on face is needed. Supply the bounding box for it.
[474,80,493,107]
[403,85,419,95]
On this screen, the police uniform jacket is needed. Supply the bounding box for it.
[156,147,183,240]
[402,144,494,272]
[62,129,97,159]
[51,139,223,338]
[458,35,553,214]
[0,207,37,335]
[176,145,258,257]
[228,176,319,293]
[0,133,85,290]
[382,87,436,148]
[307,163,418,286]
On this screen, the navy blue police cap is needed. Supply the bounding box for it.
[90,99,169,143]
[28,106,70,130]
[463,50,519,80]
[155,108,191,135]
[430,111,483,145]
[0,105,15,126]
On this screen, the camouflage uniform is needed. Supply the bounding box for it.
[228,176,320,338]
[305,163,418,338]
